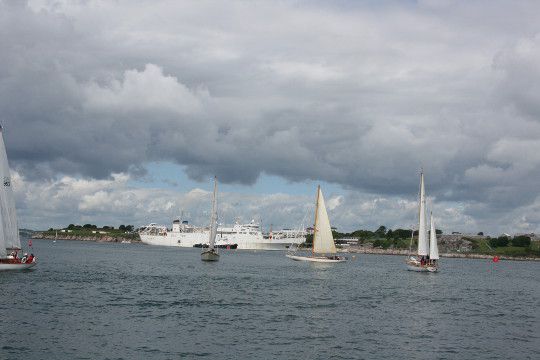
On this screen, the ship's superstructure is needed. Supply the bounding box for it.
[139,219,305,250]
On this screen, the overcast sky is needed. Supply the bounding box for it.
[2,0,540,234]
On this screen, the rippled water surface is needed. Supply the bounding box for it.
[1,239,539,359]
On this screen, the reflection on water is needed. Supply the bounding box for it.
[1,239,538,359]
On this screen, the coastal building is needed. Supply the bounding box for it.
[335,238,359,245]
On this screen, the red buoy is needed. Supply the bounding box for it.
[492,256,499,263]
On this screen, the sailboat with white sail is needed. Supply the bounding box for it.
[201,177,220,262]
[0,125,36,271]
[286,186,346,263]
[406,171,439,272]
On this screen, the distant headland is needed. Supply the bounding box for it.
[30,224,140,243]
[309,226,540,260]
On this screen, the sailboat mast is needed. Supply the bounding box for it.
[408,226,414,256]
[417,170,423,242]
[312,185,320,255]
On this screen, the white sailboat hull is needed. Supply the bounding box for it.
[201,249,220,262]
[0,261,37,271]
[286,254,346,263]
[406,262,438,272]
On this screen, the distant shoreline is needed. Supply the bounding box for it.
[29,234,540,261]
[346,247,540,261]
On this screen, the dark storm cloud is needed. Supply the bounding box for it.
[2,0,540,232]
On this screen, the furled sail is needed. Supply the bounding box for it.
[417,171,429,256]
[0,126,20,256]
[429,213,439,260]
[312,186,336,254]
[208,177,218,249]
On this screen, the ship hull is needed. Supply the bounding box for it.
[140,232,208,247]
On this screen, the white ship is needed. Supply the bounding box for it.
[139,219,306,251]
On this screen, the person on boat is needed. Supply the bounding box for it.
[27,254,34,263]
[21,253,28,263]
[9,253,17,263]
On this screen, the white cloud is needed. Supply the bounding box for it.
[13,170,529,235]
[326,195,343,211]
[83,64,206,114]
[2,0,540,234]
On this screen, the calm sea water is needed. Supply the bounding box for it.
[1,239,539,359]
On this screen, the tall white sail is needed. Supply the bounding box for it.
[417,171,429,256]
[208,177,218,250]
[429,212,439,260]
[0,126,20,256]
[0,198,5,258]
[312,186,336,254]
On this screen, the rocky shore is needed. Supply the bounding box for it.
[32,233,140,243]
